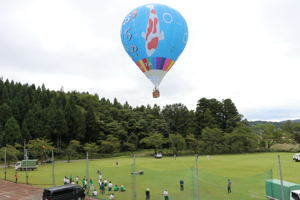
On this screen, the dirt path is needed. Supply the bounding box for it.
[0,180,43,200]
[0,180,97,200]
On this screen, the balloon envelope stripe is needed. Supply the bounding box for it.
[166,60,175,71]
[142,58,150,71]
[156,57,162,69]
[137,60,147,72]
[162,58,171,71]
[137,61,146,72]
[159,57,166,70]
[136,57,175,72]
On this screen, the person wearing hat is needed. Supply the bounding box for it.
[145,188,150,200]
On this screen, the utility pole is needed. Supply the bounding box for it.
[196,154,200,200]
[4,147,7,180]
[23,139,26,160]
[25,149,28,184]
[132,154,137,200]
[52,149,55,186]
[86,152,90,196]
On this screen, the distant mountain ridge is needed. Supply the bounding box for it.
[248,119,300,128]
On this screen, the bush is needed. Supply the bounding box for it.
[270,143,300,152]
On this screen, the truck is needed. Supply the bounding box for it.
[15,159,38,171]
[293,153,300,162]
[266,179,300,200]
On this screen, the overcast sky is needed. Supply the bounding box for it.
[0,0,300,121]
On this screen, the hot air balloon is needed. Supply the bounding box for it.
[120,4,188,98]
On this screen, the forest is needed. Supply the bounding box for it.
[0,78,300,161]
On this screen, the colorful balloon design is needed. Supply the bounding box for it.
[121,4,188,89]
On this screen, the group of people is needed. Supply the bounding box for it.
[63,176,79,185]
[62,172,127,199]
[63,173,232,199]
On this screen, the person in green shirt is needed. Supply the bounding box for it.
[90,178,94,191]
[120,185,126,192]
[82,176,87,190]
[114,185,119,191]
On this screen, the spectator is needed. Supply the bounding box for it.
[146,188,150,200]
[120,185,126,192]
[227,179,232,193]
[163,189,169,200]
[114,185,119,191]
[109,193,115,200]
[92,189,98,197]
[180,179,184,191]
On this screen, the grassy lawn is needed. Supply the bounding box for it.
[2,152,299,200]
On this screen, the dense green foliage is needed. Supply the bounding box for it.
[0,78,299,160]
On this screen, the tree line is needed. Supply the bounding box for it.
[0,78,299,162]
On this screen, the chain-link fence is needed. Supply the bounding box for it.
[1,152,276,200]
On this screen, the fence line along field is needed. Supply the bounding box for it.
[1,152,299,200]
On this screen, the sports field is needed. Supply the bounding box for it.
[2,152,299,200]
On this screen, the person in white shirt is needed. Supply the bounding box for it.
[163,189,169,200]
[108,181,113,191]
[109,193,115,200]
[92,189,98,197]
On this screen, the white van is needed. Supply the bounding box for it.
[293,153,300,162]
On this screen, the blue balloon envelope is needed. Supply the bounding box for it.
[121,4,188,88]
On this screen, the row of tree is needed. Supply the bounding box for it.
[0,78,300,162]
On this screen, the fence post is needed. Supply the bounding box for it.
[195,154,200,200]
[52,149,55,186]
[4,147,7,180]
[132,154,136,200]
[25,149,28,184]
[278,155,285,200]
[86,152,90,196]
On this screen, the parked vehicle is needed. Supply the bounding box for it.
[43,184,85,200]
[42,159,53,164]
[266,179,300,200]
[293,153,300,162]
[15,159,38,171]
[154,153,163,159]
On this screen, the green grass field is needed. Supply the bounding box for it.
[2,152,300,200]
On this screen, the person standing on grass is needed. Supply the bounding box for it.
[108,181,113,192]
[90,178,94,191]
[163,189,169,200]
[98,178,102,187]
[145,188,150,200]
[82,176,87,189]
[75,176,79,184]
[180,179,184,191]
[104,178,108,187]
[99,172,103,182]
[15,172,19,183]
[227,179,232,193]
[64,176,68,185]
[100,182,105,194]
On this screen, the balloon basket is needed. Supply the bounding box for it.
[152,89,160,98]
